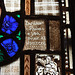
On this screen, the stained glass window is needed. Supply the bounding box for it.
[0,0,75,75]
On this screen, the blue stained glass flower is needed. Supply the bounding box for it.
[1,15,18,34]
[1,39,19,57]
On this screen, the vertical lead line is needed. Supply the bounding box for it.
[45,19,50,51]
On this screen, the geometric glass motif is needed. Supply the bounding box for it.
[1,38,19,57]
[24,55,30,75]
[1,15,18,34]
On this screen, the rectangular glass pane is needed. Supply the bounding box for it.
[66,11,70,24]
[4,0,21,12]
[24,55,30,75]
[35,54,61,75]
[25,0,31,15]
[23,20,46,50]
[65,0,69,7]
[49,20,61,51]
[35,0,60,16]
[62,11,70,24]
[0,58,20,75]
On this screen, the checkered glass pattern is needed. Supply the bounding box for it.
[4,0,21,12]
[35,0,59,16]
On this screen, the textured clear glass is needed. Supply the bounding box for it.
[0,58,20,75]
[4,0,21,12]
[49,20,61,51]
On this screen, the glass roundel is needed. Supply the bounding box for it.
[0,14,25,66]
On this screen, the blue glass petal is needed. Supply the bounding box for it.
[12,22,18,27]
[1,15,18,34]
[10,22,18,31]
[1,28,6,32]
[10,16,16,23]
[1,39,19,57]
[13,41,18,52]
[6,30,12,34]
[5,15,10,21]
[1,43,7,50]
[8,52,16,57]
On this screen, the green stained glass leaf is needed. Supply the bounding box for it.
[0,35,4,38]
[0,50,4,56]
[0,56,4,62]
[18,31,21,36]
[16,15,20,18]
[16,36,21,40]
[0,50,4,62]
[16,31,21,40]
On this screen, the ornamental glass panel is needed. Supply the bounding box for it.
[24,55,30,75]
[25,0,31,15]
[35,54,61,75]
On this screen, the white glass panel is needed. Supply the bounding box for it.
[65,0,69,7]
[35,0,59,15]
[66,11,70,24]
[4,0,21,12]
[35,54,61,75]
[0,58,20,75]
